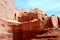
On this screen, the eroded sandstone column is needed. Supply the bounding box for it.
[51,15,59,29]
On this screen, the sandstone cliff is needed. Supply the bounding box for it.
[0,0,16,40]
[0,0,16,20]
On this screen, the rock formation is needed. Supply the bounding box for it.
[0,0,16,40]
[14,9,60,40]
[15,8,60,31]
[0,0,16,20]
[0,0,60,40]
[51,15,59,29]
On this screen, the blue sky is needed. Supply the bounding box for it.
[14,0,60,16]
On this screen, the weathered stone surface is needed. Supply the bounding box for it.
[12,9,60,40]
[17,19,40,31]
[33,8,47,21]
[58,17,60,27]
[51,15,59,29]
[0,0,16,40]
[28,12,38,20]
[45,17,53,29]
[0,0,16,20]
[15,8,60,31]
[15,10,29,21]
[0,33,13,40]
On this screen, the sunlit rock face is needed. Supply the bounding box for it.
[51,15,59,29]
[0,0,16,40]
[15,10,30,21]
[0,0,16,20]
[33,8,47,21]
[0,0,17,33]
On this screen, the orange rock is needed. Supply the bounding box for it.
[45,17,53,29]
[13,25,20,33]
[21,22,29,31]
[29,19,40,31]
[28,12,38,20]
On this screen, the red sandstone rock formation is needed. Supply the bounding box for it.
[0,0,60,39]
[14,8,60,31]
[0,0,60,40]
